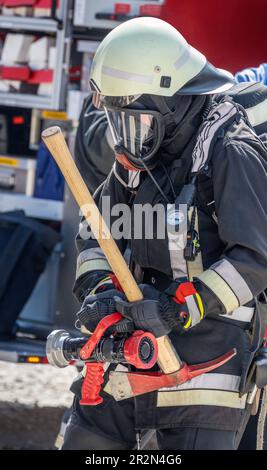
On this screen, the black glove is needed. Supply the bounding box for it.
[76,289,130,334]
[77,282,205,337]
[115,281,206,337]
[114,284,182,338]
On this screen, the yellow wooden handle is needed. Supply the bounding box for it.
[42,126,182,374]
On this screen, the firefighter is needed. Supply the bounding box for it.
[62,17,267,450]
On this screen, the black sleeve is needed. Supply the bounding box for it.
[196,131,267,316]
[212,136,267,296]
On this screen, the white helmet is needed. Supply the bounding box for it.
[90,17,234,170]
[90,17,234,101]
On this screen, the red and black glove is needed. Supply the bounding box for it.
[77,278,205,338]
[76,274,131,334]
[165,281,205,330]
[115,282,205,337]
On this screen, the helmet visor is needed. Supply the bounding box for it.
[91,92,141,110]
[104,107,164,162]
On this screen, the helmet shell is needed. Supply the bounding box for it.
[91,17,233,98]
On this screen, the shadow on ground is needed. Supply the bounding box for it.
[0,402,65,450]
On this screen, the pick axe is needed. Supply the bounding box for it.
[42,127,236,401]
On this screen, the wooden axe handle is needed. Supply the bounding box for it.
[42,126,182,374]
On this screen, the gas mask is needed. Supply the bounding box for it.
[91,84,196,171]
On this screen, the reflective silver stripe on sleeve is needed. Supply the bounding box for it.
[197,268,239,313]
[186,295,201,327]
[76,260,112,280]
[77,247,109,270]
[102,65,154,84]
[76,247,111,280]
[212,259,253,305]
[159,373,240,392]
[220,306,255,323]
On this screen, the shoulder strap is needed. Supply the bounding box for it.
[187,207,203,280]
[191,98,241,175]
[190,98,248,225]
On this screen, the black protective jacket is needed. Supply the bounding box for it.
[73,93,267,432]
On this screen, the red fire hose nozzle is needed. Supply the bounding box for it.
[79,314,158,406]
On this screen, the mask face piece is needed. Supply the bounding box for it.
[92,87,200,170]
[104,105,165,170]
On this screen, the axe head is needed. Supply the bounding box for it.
[108,348,237,401]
